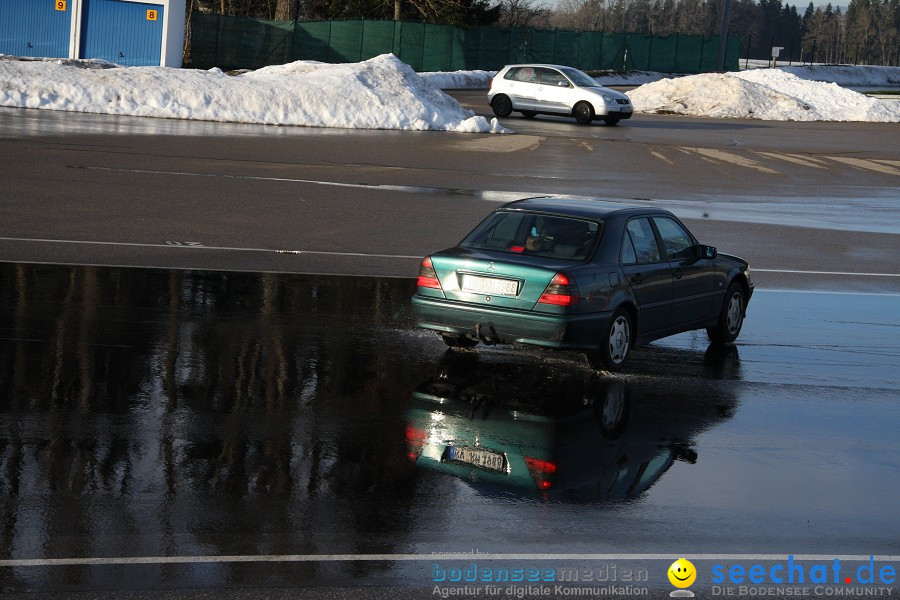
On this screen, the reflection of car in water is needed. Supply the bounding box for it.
[405,349,739,501]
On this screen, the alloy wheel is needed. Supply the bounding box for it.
[608,315,630,364]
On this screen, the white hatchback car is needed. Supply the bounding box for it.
[488,64,633,125]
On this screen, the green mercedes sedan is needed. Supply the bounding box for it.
[412,197,753,370]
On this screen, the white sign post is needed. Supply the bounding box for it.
[771,46,784,67]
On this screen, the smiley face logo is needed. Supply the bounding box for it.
[668,558,697,588]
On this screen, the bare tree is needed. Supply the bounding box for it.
[274,0,296,20]
[551,0,606,30]
[497,0,550,27]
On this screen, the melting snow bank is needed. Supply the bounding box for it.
[0,53,507,133]
[420,70,495,89]
[627,69,900,122]
[776,65,900,87]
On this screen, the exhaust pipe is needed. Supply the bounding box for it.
[475,323,499,346]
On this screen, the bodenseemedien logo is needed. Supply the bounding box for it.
[669,558,697,597]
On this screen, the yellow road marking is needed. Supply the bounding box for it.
[873,159,900,168]
[826,156,900,176]
[679,147,779,174]
[753,151,828,169]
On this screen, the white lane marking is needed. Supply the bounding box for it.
[2,553,898,568]
[81,166,529,203]
[0,237,420,260]
[0,238,897,277]
[756,288,900,297]
[650,150,674,165]
[85,166,363,190]
[755,268,900,278]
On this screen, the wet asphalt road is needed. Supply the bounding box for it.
[0,264,898,598]
[0,105,898,598]
[1,106,899,293]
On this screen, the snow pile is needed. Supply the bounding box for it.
[595,70,671,86]
[627,69,900,121]
[772,65,900,87]
[0,53,506,133]
[420,70,495,89]
[2,52,897,125]
[0,54,119,69]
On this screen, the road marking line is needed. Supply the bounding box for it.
[678,147,779,174]
[0,237,420,260]
[753,151,827,169]
[0,238,896,277]
[2,553,898,568]
[81,166,415,193]
[78,166,530,203]
[755,268,900,278]
[650,150,674,165]
[826,156,900,176]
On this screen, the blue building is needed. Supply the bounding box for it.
[0,0,187,67]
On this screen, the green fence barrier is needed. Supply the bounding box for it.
[190,14,740,74]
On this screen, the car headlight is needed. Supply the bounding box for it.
[743,267,752,285]
[602,94,615,105]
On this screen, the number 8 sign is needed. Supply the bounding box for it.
[146,9,157,20]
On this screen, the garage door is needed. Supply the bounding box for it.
[0,0,72,58]
[80,0,164,66]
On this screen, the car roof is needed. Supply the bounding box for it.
[502,64,577,70]
[500,196,668,220]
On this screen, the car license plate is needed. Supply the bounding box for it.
[460,274,518,296]
[448,446,506,472]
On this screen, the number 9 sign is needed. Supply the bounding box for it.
[55,0,67,10]
[146,9,157,20]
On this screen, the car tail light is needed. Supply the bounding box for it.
[406,424,427,461]
[417,256,442,289]
[525,456,557,490]
[489,77,494,90]
[538,273,580,306]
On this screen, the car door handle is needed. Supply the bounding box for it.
[674,268,683,279]
[630,274,643,285]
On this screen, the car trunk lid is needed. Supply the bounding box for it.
[430,249,572,310]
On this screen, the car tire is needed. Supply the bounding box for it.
[573,102,594,125]
[520,110,537,119]
[707,282,745,344]
[491,95,513,118]
[441,333,478,349]
[589,308,631,370]
[593,379,630,439]
[603,116,620,125]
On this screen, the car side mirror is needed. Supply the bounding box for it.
[700,245,717,259]
[557,81,570,87]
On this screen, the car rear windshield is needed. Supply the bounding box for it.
[460,211,601,261]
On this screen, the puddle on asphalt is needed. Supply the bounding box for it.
[1,262,898,591]
[405,348,739,502]
[0,262,738,507]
